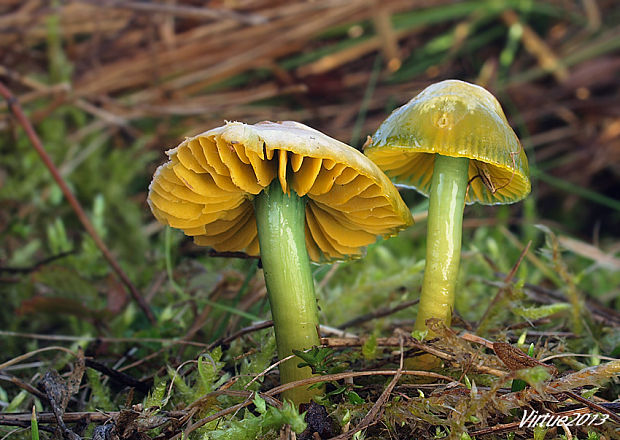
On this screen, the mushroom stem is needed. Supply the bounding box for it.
[255,180,322,405]
[414,154,469,335]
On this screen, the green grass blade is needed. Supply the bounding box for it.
[350,54,382,146]
[31,406,39,440]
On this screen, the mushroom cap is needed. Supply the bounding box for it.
[364,79,530,205]
[148,121,413,261]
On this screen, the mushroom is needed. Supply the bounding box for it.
[148,120,413,404]
[364,80,530,336]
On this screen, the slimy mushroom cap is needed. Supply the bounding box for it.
[364,79,530,205]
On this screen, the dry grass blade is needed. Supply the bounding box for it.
[338,299,419,329]
[77,0,268,25]
[0,346,78,371]
[501,9,569,82]
[0,373,47,400]
[0,330,210,347]
[476,240,532,332]
[558,235,620,270]
[0,410,185,427]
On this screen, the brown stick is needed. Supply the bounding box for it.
[475,240,532,331]
[561,390,620,424]
[0,81,156,325]
[338,298,419,329]
[501,10,569,82]
[0,410,186,425]
[0,374,47,400]
[208,320,274,350]
[322,336,507,377]
[328,337,406,440]
[77,0,267,25]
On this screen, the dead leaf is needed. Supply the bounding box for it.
[493,342,558,376]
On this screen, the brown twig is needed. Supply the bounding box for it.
[475,240,532,332]
[0,416,55,432]
[0,346,78,371]
[561,390,620,424]
[77,0,268,25]
[207,249,259,259]
[328,336,406,440]
[0,373,47,400]
[501,9,569,82]
[370,0,401,72]
[0,410,185,426]
[208,320,274,350]
[84,359,152,394]
[323,336,507,377]
[0,81,156,326]
[338,298,419,329]
[0,330,209,347]
[0,250,75,273]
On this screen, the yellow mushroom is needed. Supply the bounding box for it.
[365,79,530,336]
[148,120,412,404]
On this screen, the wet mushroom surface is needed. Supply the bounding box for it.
[148,120,412,404]
[149,120,412,262]
[365,80,531,338]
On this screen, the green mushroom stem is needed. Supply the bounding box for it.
[414,154,469,335]
[254,180,322,406]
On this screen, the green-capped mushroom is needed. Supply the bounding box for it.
[365,80,530,336]
[149,120,412,404]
